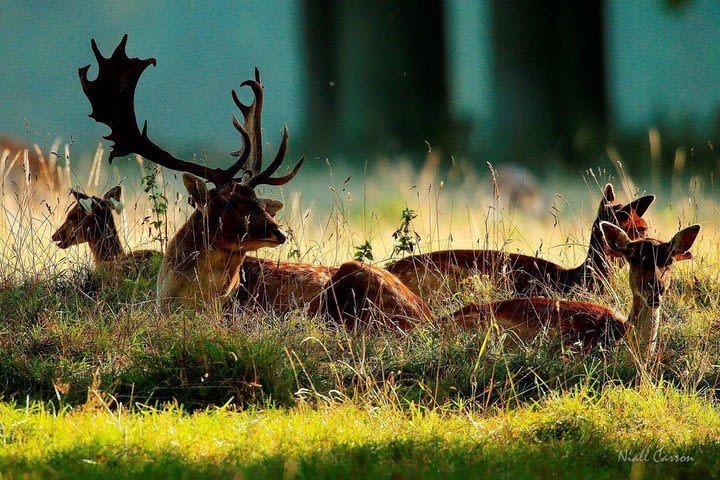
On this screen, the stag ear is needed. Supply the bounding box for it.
[260,198,284,217]
[600,221,630,256]
[669,225,701,262]
[621,195,655,217]
[602,183,615,203]
[183,173,209,209]
[107,198,124,212]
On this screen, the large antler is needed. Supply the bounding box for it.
[230,68,304,187]
[79,35,301,187]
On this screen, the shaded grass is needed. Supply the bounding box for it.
[0,262,718,412]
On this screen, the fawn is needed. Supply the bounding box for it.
[79,35,302,310]
[386,184,654,298]
[52,185,160,273]
[447,222,700,357]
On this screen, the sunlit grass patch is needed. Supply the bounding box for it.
[0,386,718,478]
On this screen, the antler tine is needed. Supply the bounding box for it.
[224,115,252,177]
[253,156,305,186]
[242,125,303,187]
[80,34,242,186]
[229,75,264,179]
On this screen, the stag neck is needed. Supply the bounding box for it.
[157,210,247,309]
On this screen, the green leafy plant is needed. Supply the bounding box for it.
[391,207,420,257]
[141,166,169,251]
[354,240,374,262]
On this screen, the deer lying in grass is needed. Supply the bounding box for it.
[52,185,160,273]
[447,222,700,356]
[233,257,336,314]
[79,35,302,310]
[386,184,654,298]
[310,261,432,332]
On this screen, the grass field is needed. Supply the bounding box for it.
[0,144,719,477]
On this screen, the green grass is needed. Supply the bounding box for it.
[0,386,717,479]
[0,261,718,477]
[2,153,720,477]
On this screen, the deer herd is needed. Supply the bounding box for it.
[3,36,701,365]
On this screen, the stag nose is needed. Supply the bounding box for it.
[51,230,60,242]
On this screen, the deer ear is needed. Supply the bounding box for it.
[78,197,94,214]
[183,173,208,209]
[71,188,89,202]
[600,221,630,256]
[103,185,122,202]
[260,198,284,217]
[621,195,655,217]
[669,224,701,262]
[107,198,124,212]
[603,183,615,203]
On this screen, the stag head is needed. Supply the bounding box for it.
[182,173,286,251]
[79,35,303,253]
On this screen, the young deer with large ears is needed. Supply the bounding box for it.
[52,185,160,271]
[447,222,700,356]
[78,35,303,310]
[386,184,654,298]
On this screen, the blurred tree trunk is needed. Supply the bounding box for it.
[490,0,607,165]
[302,0,449,159]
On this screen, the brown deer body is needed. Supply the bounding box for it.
[447,222,700,355]
[52,185,160,272]
[233,257,336,314]
[79,35,303,310]
[386,184,654,298]
[312,261,432,332]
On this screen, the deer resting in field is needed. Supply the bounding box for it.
[310,261,432,332]
[52,185,160,272]
[386,184,654,298]
[79,35,302,310]
[447,222,700,357]
[233,257,337,315]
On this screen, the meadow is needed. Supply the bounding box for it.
[0,141,719,478]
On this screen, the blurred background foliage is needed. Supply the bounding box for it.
[1,0,719,181]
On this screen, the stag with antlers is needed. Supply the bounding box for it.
[79,35,303,309]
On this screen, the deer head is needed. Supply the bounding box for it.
[78,35,302,254]
[182,173,287,251]
[52,186,123,249]
[601,221,700,309]
[596,183,653,240]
